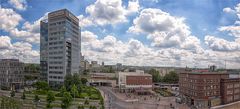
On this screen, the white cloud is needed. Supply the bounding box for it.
[80,31,236,68]
[205,35,240,51]
[0,36,39,63]
[0,7,23,32]
[128,8,202,53]
[219,26,240,37]
[0,36,12,49]
[223,7,235,14]
[9,12,48,44]
[80,0,139,26]
[8,0,27,11]
[127,0,140,14]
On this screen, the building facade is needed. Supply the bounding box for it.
[221,78,240,104]
[0,59,24,90]
[40,20,48,81]
[179,70,240,108]
[179,71,228,108]
[40,9,81,87]
[118,70,152,93]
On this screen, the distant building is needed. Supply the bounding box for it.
[118,70,152,94]
[155,67,175,76]
[24,64,40,85]
[179,70,240,108]
[0,59,24,90]
[80,60,90,71]
[40,9,81,87]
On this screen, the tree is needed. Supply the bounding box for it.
[34,94,40,107]
[34,94,40,103]
[72,73,81,85]
[61,92,72,109]
[77,84,82,93]
[60,86,67,97]
[78,105,84,109]
[10,90,15,97]
[64,74,73,91]
[46,91,55,108]
[34,81,49,90]
[84,99,89,105]
[81,78,88,85]
[163,71,179,83]
[21,91,26,99]
[148,69,162,82]
[90,106,97,109]
[71,84,79,100]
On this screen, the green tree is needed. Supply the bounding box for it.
[60,86,67,97]
[10,90,15,97]
[84,99,89,105]
[64,74,73,91]
[71,84,79,100]
[46,91,55,108]
[148,69,162,82]
[163,71,179,83]
[61,92,73,109]
[72,73,81,85]
[34,81,49,90]
[34,94,40,102]
[77,84,82,93]
[78,105,84,109]
[34,94,40,107]
[21,91,26,99]
[81,78,88,85]
[90,106,97,109]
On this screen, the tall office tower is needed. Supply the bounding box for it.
[40,9,81,87]
[40,20,48,81]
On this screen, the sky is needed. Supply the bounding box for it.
[1,0,240,68]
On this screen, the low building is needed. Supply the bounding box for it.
[221,78,240,104]
[0,59,24,90]
[118,70,152,94]
[89,73,117,86]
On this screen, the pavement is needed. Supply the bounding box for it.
[97,86,189,109]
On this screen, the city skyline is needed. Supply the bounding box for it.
[1,0,240,68]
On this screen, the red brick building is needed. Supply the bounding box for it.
[118,71,152,93]
[179,71,229,108]
[179,70,240,108]
[221,78,240,104]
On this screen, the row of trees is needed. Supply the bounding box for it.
[148,69,179,83]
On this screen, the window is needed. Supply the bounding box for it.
[227,96,233,102]
[227,90,233,95]
[227,84,233,89]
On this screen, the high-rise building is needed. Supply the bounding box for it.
[40,20,48,81]
[0,59,24,90]
[40,9,81,87]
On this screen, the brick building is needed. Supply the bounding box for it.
[118,70,152,93]
[179,70,240,108]
[221,78,240,104]
[0,59,24,90]
[179,70,228,108]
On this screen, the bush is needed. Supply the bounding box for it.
[79,93,88,99]
[33,90,48,95]
[89,94,100,100]
[78,105,84,109]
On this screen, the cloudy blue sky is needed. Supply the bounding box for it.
[1,0,240,68]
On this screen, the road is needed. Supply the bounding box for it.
[98,87,172,109]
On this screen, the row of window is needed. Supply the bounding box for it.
[49,76,63,79]
[49,66,63,69]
